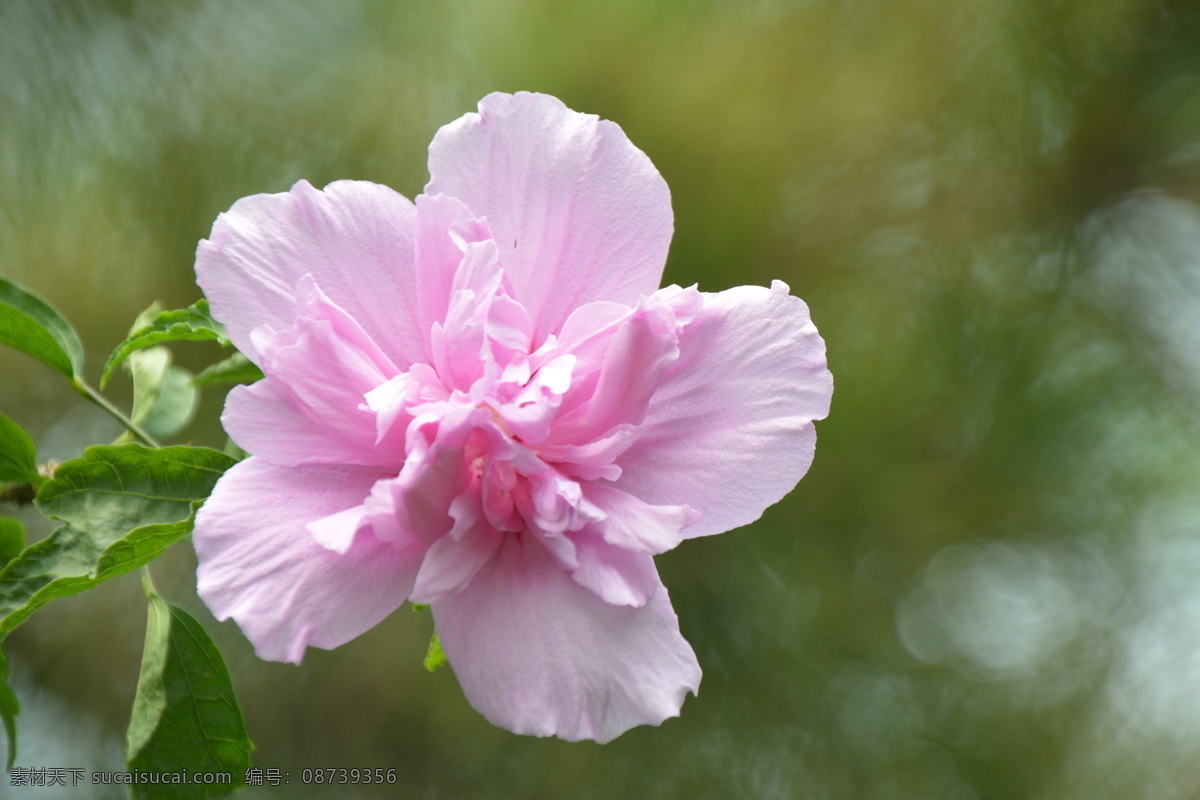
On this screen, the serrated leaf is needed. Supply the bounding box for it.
[0,413,40,485]
[0,445,234,640]
[35,444,232,534]
[0,518,24,568]
[127,589,251,799]
[0,516,201,639]
[0,276,84,379]
[192,352,263,387]
[0,646,18,771]
[101,300,229,388]
[423,631,447,672]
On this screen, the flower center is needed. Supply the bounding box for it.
[353,235,699,555]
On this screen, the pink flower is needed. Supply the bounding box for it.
[193,92,832,743]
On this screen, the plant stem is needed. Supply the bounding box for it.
[141,566,158,598]
[71,378,161,448]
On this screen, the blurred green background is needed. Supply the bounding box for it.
[5,0,1200,797]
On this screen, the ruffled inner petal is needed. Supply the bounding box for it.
[251,276,400,456]
[409,513,505,604]
[223,378,397,469]
[197,179,424,367]
[569,528,661,607]
[584,483,698,555]
[194,459,422,664]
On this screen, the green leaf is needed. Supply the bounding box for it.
[141,366,200,440]
[0,445,234,640]
[413,601,445,671]
[35,444,233,538]
[127,586,251,799]
[0,413,40,485]
[125,348,198,441]
[0,518,24,568]
[128,346,171,430]
[101,300,230,389]
[221,438,248,461]
[423,631,447,672]
[115,304,200,442]
[130,301,166,335]
[0,276,84,379]
[0,647,18,771]
[192,352,263,387]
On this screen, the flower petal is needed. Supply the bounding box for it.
[196,179,425,367]
[409,513,505,604]
[222,379,397,470]
[242,278,400,459]
[412,193,489,352]
[569,529,660,607]
[584,483,697,555]
[194,459,422,664]
[615,281,832,537]
[550,302,681,445]
[432,533,701,743]
[360,407,487,548]
[426,92,672,341]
